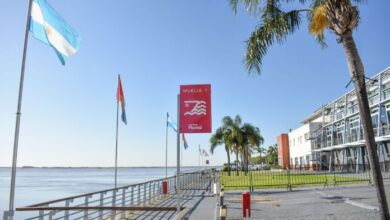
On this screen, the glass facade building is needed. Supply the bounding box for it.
[313,67,390,172]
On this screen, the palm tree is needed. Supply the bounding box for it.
[210,127,232,175]
[241,123,264,172]
[266,144,278,165]
[226,115,243,175]
[255,146,267,164]
[229,1,389,218]
[210,116,241,176]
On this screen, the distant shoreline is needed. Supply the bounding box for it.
[0,166,216,169]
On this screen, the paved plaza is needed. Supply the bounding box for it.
[223,183,390,220]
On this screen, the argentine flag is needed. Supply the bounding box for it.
[30,0,81,65]
[167,113,178,132]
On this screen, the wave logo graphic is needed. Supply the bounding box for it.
[184,100,207,116]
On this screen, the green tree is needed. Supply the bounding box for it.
[241,123,264,171]
[226,115,244,175]
[210,127,232,175]
[266,144,278,165]
[210,116,241,176]
[229,1,389,218]
[254,146,267,163]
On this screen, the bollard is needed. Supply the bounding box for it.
[242,192,251,218]
[220,205,227,220]
[220,191,225,206]
[162,180,168,195]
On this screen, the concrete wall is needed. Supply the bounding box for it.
[289,123,311,168]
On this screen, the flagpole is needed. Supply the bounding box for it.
[198,145,200,168]
[114,75,120,188]
[8,0,33,219]
[165,114,168,179]
[176,94,181,214]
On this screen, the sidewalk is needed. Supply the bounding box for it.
[127,190,217,220]
[223,184,390,219]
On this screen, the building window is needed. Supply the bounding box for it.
[295,157,298,167]
[382,82,390,100]
[347,117,360,142]
[304,132,310,140]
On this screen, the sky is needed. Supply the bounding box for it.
[0,0,389,167]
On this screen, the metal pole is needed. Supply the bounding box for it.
[8,1,33,219]
[176,94,181,213]
[165,114,169,179]
[199,145,201,168]
[115,75,120,188]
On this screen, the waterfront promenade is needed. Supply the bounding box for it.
[7,169,390,219]
[131,182,390,219]
[222,183,390,220]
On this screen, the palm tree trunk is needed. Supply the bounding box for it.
[342,31,390,219]
[225,145,231,176]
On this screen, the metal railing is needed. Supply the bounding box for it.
[220,163,390,191]
[8,169,215,220]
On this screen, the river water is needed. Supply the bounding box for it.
[0,167,201,218]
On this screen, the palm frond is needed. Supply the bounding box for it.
[309,5,329,36]
[229,0,261,15]
[245,9,302,73]
[315,33,327,48]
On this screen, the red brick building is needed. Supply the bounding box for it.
[277,134,290,169]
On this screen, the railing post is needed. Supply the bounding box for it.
[131,186,134,206]
[121,188,127,219]
[48,211,55,220]
[368,167,372,185]
[324,170,328,188]
[99,192,106,220]
[38,210,44,220]
[152,181,156,200]
[287,170,292,191]
[111,189,117,220]
[83,195,92,220]
[137,185,141,205]
[64,199,73,220]
[148,182,152,203]
[3,211,9,220]
[249,171,253,192]
[143,184,147,206]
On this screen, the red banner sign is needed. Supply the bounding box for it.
[179,84,211,133]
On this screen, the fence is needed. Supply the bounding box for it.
[220,163,390,191]
[5,169,215,220]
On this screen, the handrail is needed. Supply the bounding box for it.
[24,170,201,208]
[14,169,215,220]
[24,177,170,208]
[17,206,184,212]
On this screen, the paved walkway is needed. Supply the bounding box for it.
[224,184,390,219]
[126,183,390,219]
[127,190,217,220]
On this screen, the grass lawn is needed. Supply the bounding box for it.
[220,171,369,190]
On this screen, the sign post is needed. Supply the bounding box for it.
[176,84,212,214]
[176,94,181,213]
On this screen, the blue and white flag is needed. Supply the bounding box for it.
[30,0,81,65]
[167,112,177,132]
[182,133,189,150]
